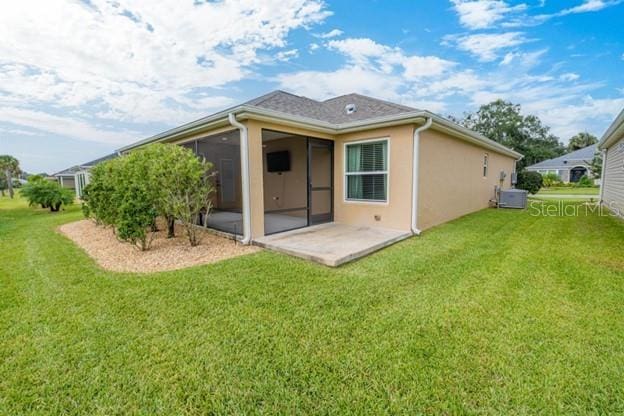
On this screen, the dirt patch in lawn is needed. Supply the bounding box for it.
[58,219,260,273]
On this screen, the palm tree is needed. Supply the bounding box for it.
[0,155,21,199]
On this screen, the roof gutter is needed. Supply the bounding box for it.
[228,113,252,245]
[411,117,432,235]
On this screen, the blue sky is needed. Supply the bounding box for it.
[1,0,623,174]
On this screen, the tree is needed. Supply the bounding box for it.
[516,171,543,194]
[590,151,603,178]
[0,155,20,199]
[456,100,565,170]
[568,132,598,152]
[0,176,7,197]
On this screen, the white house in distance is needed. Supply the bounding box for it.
[599,109,624,217]
[53,153,117,198]
[525,144,597,183]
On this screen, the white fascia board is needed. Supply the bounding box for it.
[599,108,624,150]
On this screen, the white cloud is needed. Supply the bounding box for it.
[499,49,547,67]
[0,107,138,144]
[560,72,580,81]
[523,96,624,140]
[0,0,329,141]
[448,32,530,61]
[315,29,343,38]
[560,0,622,15]
[450,0,527,29]
[276,49,300,61]
[402,56,458,79]
[506,0,623,26]
[276,66,403,101]
[326,38,456,77]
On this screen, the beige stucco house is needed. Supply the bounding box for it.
[599,108,624,217]
[118,91,522,252]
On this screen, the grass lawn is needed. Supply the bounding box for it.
[2,194,624,414]
[537,186,600,195]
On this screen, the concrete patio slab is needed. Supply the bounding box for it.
[254,222,412,267]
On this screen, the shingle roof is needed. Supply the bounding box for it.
[53,165,81,176]
[80,152,117,168]
[244,90,417,124]
[117,89,523,159]
[527,144,597,169]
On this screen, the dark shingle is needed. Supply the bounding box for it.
[244,90,417,124]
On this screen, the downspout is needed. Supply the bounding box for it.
[228,113,252,244]
[411,118,433,235]
[599,148,608,204]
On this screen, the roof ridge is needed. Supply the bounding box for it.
[322,92,416,111]
[246,90,323,108]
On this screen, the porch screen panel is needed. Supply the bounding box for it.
[346,140,388,201]
[191,129,243,235]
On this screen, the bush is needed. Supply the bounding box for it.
[82,144,214,250]
[575,175,594,188]
[542,172,561,187]
[517,170,543,194]
[21,179,74,212]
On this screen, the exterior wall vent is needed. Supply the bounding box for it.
[345,103,357,115]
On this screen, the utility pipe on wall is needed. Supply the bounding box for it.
[411,117,432,235]
[228,113,252,244]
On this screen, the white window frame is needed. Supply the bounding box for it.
[343,137,390,205]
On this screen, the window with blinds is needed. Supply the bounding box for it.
[345,139,388,202]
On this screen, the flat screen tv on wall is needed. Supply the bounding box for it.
[266,151,291,172]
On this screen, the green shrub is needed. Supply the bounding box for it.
[83,159,123,227]
[542,172,561,187]
[21,180,74,212]
[82,144,214,250]
[575,175,594,188]
[517,170,543,194]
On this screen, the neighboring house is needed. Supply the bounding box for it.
[599,108,624,217]
[117,90,522,244]
[52,166,80,190]
[525,144,597,183]
[74,153,118,198]
[53,153,117,198]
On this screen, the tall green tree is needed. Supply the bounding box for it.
[567,132,598,152]
[0,155,20,198]
[455,100,565,170]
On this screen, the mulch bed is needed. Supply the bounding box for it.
[58,219,259,273]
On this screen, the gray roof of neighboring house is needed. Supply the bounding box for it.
[526,144,597,169]
[244,90,417,124]
[53,152,117,177]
